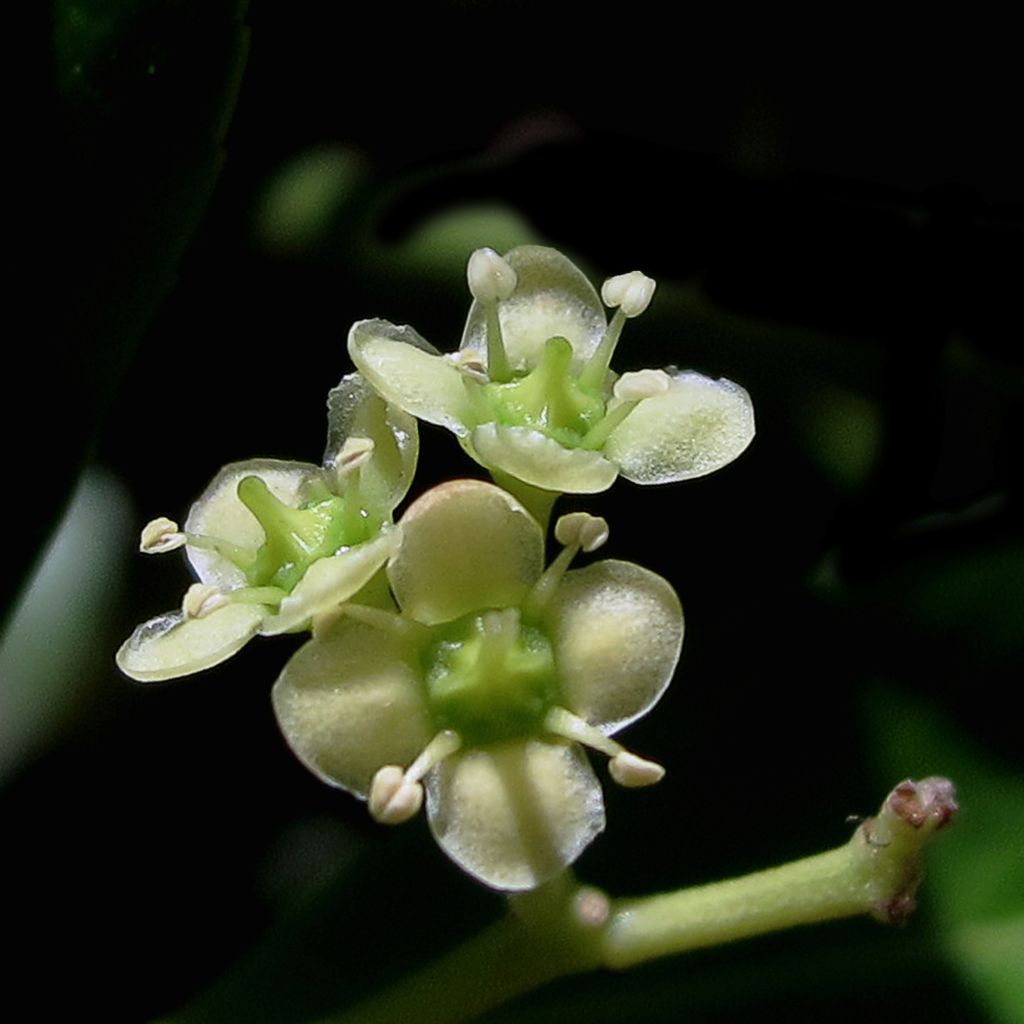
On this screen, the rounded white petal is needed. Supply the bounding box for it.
[548,559,683,733]
[388,480,544,626]
[260,527,401,635]
[324,372,419,512]
[185,460,325,589]
[468,423,619,494]
[116,604,265,682]
[460,246,606,373]
[271,618,433,798]
[425,739,605,891]
[348,319,472,433]
[604,371,755,485]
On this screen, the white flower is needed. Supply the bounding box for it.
[349,245,754,494]
[116,375,417,682]
[272,479,683,890]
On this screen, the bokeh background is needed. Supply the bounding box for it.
[19,3,1022,1020]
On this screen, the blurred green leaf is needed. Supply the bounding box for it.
[871,690,1024,1023]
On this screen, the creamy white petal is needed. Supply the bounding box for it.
[460,246,607,373]
[348,319,473,433]
[260,528,401,635]
[547,560,683,734]
[604,371,755,485]
[324,372,419,512]
[116,604,265,682]
[185,460,325,589]
[425,739,605,890]
[388,480,544,626]
[468,423,619,494]
[271,618,432,797]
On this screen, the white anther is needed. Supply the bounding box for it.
[613,368,671,402]
[181,583,229,619]
[368,765,424,824]
[467,247,517,304]
[335,436,375,473]
[445,348,489,383]
[140,516,186,554]
[609,751,666,788]
[601,270,656,317]
[554,512,610,553]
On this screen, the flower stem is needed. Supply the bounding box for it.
[316,778,956,1024]
[605,776,957,966]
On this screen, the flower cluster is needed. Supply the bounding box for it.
[273,479,682,889]
[349,245,754,494]
[118,245,754,889]
[117,375,417,681]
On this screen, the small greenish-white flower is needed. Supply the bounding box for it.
[349,245,755,494]
[117,375,418,682]
[272,479,683,890]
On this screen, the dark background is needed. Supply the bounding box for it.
[15,3,1022,1021]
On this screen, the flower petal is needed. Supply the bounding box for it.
[460,246,606,373]
[324,372,419,512]
[604,371,755,484]
[425,739,605,890]
[271,617,432,797]
[468,423,619,494]
[116,604,265,682]
[185,459,325,590]
[388,480,544,626]
[348,319,473,433]
[548,559,683,733]
[260,527,401,635]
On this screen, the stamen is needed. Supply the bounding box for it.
[613,368,671,402]
[523,512,607,619]
[368,765,424,824]
[578,271,657,392]
[368,730,462,826]
[609,751,666,788]
[467,248,515,383]
[405,729,462,784]
[181,583,229,619]
[601,270,656,318]
[544,707,621,757]
[544,707,666,788]
[334,436,375,475]
[140,517,186,554]
[578,308,626,392]
[467,247,517,304]
[446,349,490,384]
[579,369,671,451]
[554,511,609,553]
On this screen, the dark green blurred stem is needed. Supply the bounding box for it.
[322,875,604,1024]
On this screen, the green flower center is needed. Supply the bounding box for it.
[236,476,379,592]
[423,607,559,745]
[478,337,606,448]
